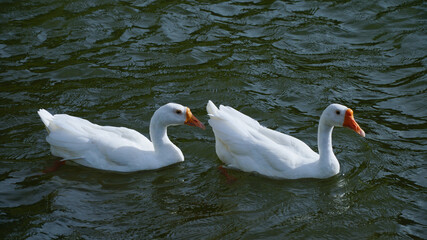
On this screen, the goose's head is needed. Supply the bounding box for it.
[154,103,205,129]
[321,104,365,137]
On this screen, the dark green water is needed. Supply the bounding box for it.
[1,0,426,239]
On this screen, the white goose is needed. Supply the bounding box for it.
[38,103,205,172]
[206,101,365,179]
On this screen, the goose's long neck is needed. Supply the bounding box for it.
[317,121,340,174]
[149,119,173,151]
[149,115,184,164]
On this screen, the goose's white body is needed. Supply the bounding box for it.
[38,103,204,172]
[206,101,365,179]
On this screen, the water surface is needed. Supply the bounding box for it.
[1,0,426,239]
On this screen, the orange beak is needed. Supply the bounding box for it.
[185,108,205,130]
[343,109,365,137]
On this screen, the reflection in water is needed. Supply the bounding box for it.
[0,0,425,239]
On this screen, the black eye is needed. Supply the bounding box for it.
[336,110,340,115]
[176,109,182,114]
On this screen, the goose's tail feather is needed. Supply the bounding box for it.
[38,109,54,131]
